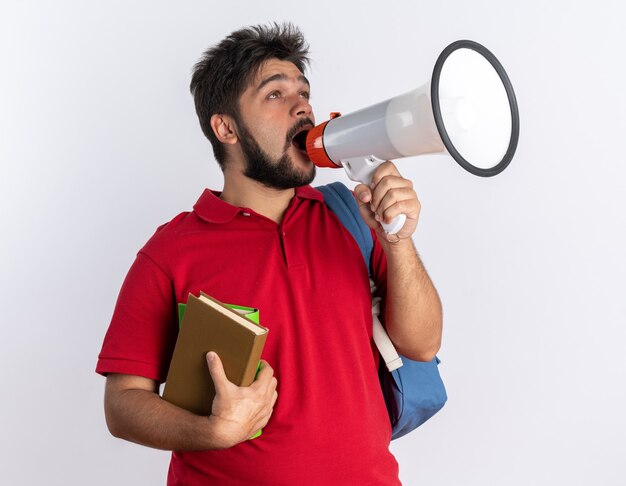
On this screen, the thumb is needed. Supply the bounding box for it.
[353,187,378,230]
[353,183,372,204]
[206,351,230,395]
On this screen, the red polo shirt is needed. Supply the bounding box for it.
[97,185,400,485]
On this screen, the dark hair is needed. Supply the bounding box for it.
[190,22,310,168]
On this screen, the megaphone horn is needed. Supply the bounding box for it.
[303,40,520,234]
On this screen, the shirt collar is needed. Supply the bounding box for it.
[193,185,324,224]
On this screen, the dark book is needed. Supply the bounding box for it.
[162,292,268,417]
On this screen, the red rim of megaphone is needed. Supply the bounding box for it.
[305,115,343,168]
[431,40,520,177]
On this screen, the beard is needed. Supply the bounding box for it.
[236,116,316,190]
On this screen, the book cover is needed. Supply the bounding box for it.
[162,293,268,417]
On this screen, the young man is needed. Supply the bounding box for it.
[97,23,442,485]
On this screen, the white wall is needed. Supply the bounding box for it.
[1,1,624,484]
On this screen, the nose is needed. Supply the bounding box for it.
[292,95,313,120]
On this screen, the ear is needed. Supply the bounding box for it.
[210,114,238,145]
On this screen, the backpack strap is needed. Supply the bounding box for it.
[316,182,373,272]
[317,182,403,372]
[318,183,447,439]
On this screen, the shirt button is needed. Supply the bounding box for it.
[242,212,251,217]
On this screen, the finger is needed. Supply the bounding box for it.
[354,183,380,228]
[357,200,379,229]
[206,352,231,395]
[251,360,274,389]
[370,161,401,187]
[353,184,372,204]
[259,401,277,427]
[267,377,278,401]
[257,360,274,378]
[376,187,420,224]
[370,175,414,213]
[256,413,272,430]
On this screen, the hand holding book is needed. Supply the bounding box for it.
[162,292,270,443]
[206,352,278,444]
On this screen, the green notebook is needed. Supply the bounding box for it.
[178,302,260,326]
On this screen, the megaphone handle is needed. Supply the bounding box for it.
[340,155,406,235]
[381,213,407,235]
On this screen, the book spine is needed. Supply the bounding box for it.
[239,333,268,386]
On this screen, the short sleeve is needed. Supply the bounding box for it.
[96,251,178,382]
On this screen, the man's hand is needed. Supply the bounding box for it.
[353,161,420,243]
[206,352,278,448]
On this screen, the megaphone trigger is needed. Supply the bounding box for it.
[341,155,385,187]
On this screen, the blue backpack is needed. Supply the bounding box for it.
[317,182,447,440]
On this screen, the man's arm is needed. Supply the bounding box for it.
[354,161,443,362]
[104,353,278,451]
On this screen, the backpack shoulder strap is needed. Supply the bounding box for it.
[318,182,403,372]
[316,182,373,273]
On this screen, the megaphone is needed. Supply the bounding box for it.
[299,40,520,234]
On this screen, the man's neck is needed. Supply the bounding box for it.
[220,168,295,225]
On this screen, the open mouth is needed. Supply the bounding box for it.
[291,128,310,153]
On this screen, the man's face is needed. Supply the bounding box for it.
[235,58,316,189]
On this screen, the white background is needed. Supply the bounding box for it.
[1,1,625,484]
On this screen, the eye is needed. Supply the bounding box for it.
[300,91,311,100]
[267,90,282,100]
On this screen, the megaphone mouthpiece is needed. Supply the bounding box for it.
[304,115,342,169]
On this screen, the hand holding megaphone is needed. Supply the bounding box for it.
[298,40,520,234]
[335,152,409,234]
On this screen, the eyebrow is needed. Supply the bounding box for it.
[256,73,310,92]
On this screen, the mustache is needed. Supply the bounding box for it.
[284,117,315,151]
